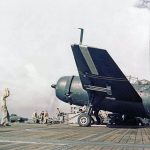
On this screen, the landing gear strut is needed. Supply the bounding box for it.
[78,105,92,127]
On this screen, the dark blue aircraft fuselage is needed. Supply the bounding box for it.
[54,76,150,118]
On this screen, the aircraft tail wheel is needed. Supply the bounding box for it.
[78,113,91,127]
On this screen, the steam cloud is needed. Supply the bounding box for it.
[0,0,149,118]
[135,0,150,9]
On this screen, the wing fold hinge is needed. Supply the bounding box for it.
[84,85,112,95]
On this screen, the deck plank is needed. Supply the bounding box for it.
[0,123,150,150]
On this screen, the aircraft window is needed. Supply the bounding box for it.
[140,85,150,91]
[127,76,138,84]
[127,76,150,85]
[144,85,150,90]
[140,79,150,84]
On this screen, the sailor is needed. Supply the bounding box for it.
[44,111,49,124]
[32,111,38,123]
[40,111,44,124]
[0,88,10,126]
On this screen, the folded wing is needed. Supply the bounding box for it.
[71,44,142,103]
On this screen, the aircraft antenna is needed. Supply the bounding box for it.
[78,28,84,45]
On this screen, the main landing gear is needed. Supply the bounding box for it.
[78,108,145,127]
[78,113,91,127]
[77,106,102,127]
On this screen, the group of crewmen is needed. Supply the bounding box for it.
[0,87,50,126]
[32,110,49,124]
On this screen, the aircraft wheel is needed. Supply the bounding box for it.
[78,113,91,127]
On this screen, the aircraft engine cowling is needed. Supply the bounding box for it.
[51,76,89,106]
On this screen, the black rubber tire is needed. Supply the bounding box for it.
[78,113,91,127]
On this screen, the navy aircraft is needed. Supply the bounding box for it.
[52,30,150,127]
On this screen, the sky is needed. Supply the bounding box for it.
[0,0,149,117]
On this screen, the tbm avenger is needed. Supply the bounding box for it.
[51,29,150,127]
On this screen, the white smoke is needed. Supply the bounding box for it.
[135,0,150,9]
[0,0,149,118]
